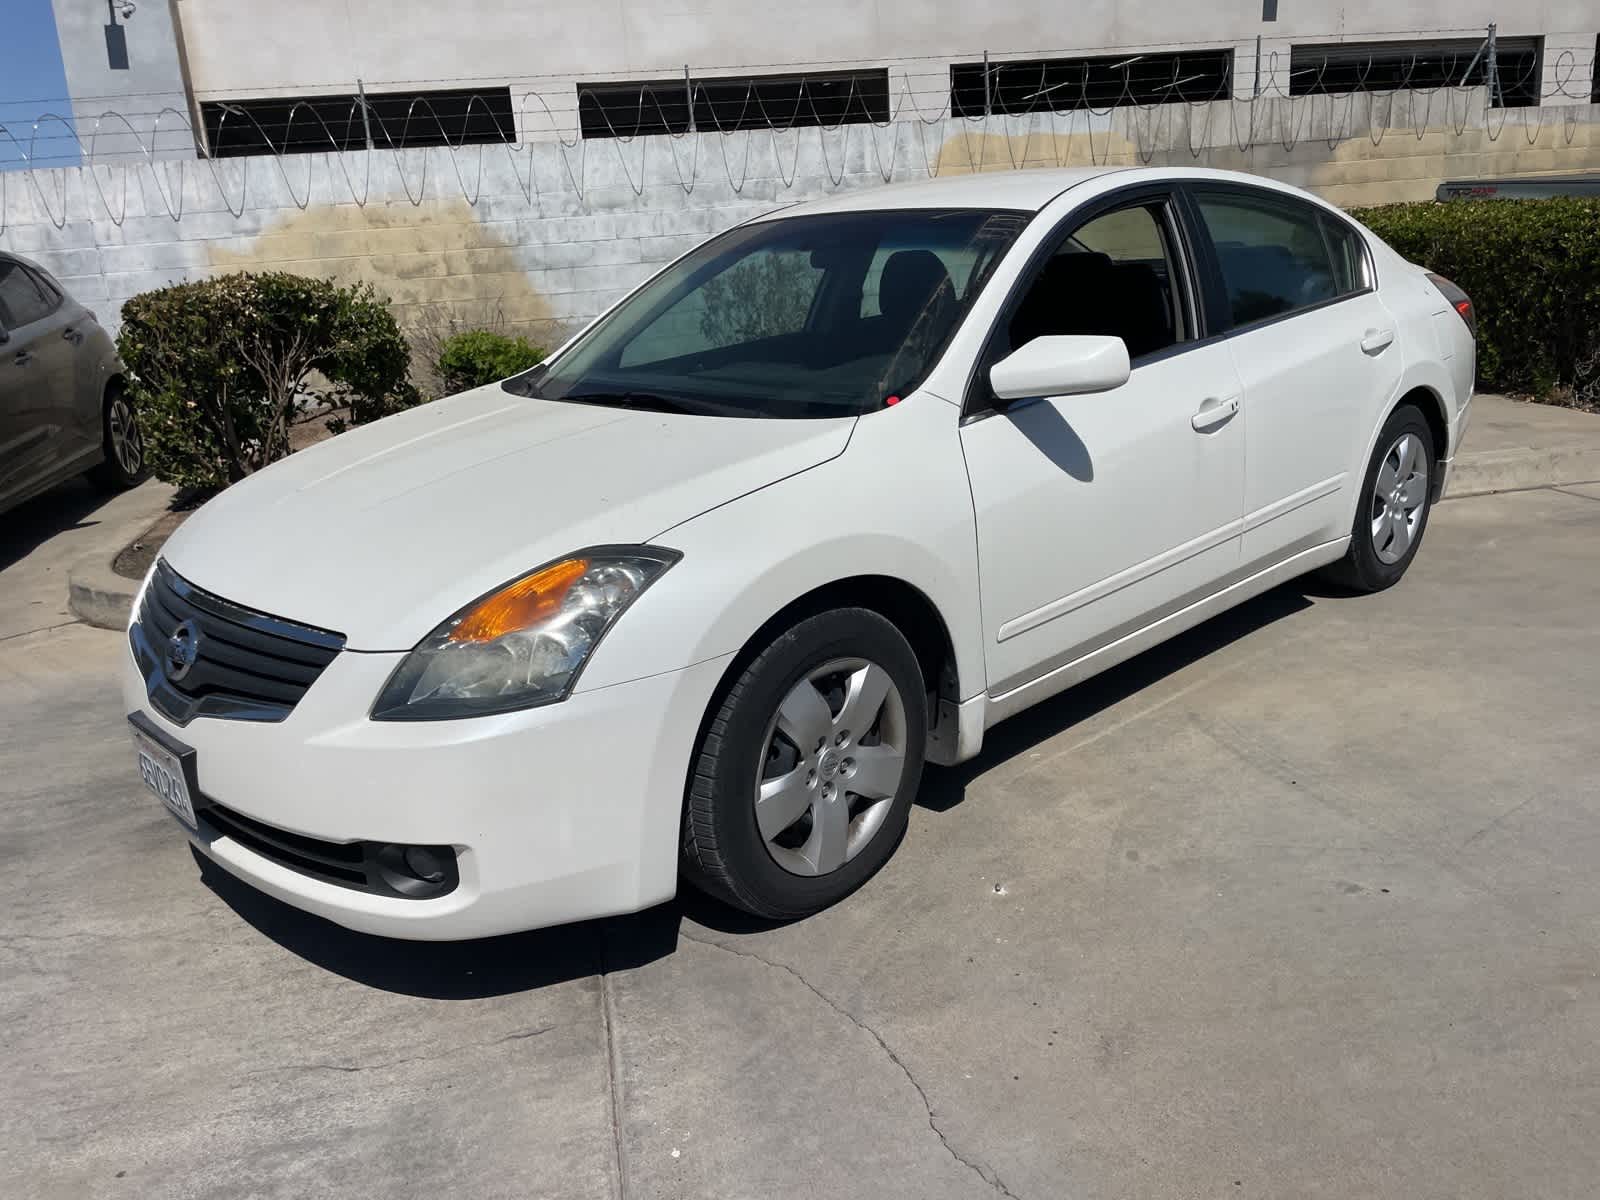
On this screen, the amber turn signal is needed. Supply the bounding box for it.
[447,558,589,643]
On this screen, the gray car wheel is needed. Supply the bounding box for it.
[682,607,927,920]
[1320,403,1436,593]
[89,385,148,490]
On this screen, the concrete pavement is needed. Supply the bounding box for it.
[0,477,172,641]
[1449,396,1600,497]
[4,484,1599,1198]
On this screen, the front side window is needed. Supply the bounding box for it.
[1005,202,1189,360]
[512,209,1026,419]
[1195,192,1340,327]
[0,261,57,329]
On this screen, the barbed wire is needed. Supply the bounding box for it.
[1,44,1596,233]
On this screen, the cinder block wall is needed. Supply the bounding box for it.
[3,90,1597,349]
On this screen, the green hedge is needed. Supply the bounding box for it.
[436,329,547,394]
[119,273,420,492]
[1354,197,1600,398]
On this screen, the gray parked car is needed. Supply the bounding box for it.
[0,251,144,514]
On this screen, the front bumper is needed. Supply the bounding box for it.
[122,640,731,940]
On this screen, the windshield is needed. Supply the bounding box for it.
[507,208,1027,418]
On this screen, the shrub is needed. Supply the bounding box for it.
[1354,197,1600,399]
[436,330,547,393]
[118,272,420,492]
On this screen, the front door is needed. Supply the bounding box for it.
[959,193,1246,697]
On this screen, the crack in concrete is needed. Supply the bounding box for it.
[679,931,1021,1200]
[243,1024,556,1077]
[597,928,632,1200]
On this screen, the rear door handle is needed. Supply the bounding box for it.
[62,326,83,344]
[1360,327,1396,355]
[1191,395,1240,432]
[13,351,33,367]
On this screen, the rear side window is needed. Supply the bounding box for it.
[0,260,58,329]
[1195,192,1340,327]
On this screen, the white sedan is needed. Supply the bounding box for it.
[123,166,1476,939]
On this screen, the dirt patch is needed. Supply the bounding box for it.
[113,508,192,580]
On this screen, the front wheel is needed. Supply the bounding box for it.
[88,384,148,491]
[1320,403,1436,593]
[681,608,927,920]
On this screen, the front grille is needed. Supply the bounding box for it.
[131,559,345,725]
[199,801,459,899]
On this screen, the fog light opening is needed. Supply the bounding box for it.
[402,845,446,884]
[372,842,459,899]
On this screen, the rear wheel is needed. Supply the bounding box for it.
[88,384,147,491]
[1320,404,1435,593]
[681,608,927,920]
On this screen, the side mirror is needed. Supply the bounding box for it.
[989,335,1130,403]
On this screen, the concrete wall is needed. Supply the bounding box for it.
[2,88,1597,362]
[174,1,1598,98]
[49,0,192,163]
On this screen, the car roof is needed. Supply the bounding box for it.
[757,166,1325,219]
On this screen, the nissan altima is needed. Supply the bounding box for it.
[124,166,1475,939]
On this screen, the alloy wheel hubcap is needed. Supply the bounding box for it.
[109,398,143,475]
[754,657,908,877]
[1371,432,1427,564]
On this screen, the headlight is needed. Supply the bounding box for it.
[371,547,679,720]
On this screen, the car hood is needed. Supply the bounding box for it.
[161,386,856,649]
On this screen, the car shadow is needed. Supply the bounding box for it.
[915,582,1314,812]
[197,582,1316,995]
[1008,400,1095,481]
[0,477,108,573]
[193,844,688,999]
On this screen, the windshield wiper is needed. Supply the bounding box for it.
[559,390,712,416]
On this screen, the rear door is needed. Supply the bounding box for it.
[0,258,78,498]
[1187,186,1402,568]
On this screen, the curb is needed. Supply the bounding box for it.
[67,552,143,630]
[1445,445,1600,499]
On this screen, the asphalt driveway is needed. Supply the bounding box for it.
[4,484,1599,1199]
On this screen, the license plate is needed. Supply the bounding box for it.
[132,722,197,829]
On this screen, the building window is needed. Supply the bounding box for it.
[200,87,516,158]
[577,70,891,139]
[1288,38,1543,108]
[949,50,1233,119]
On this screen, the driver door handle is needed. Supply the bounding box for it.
[1191,395,1240,432]
[1360,327,1396,355]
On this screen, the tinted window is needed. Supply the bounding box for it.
[0,260,57,329]
[1006,202,1187,360]
[517,209,1025,418]
[1320,214,1369,296]
[1196,193,1338,327]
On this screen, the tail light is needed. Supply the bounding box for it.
[1425,272,1476,339]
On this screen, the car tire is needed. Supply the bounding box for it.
[88,383,148,491]
[1320,403,1436,593]
[681,608,927,920]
